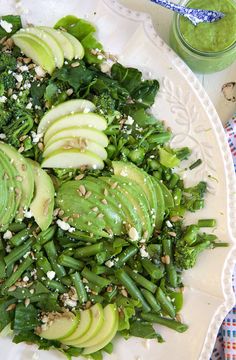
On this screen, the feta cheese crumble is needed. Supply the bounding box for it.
[0,96,7,103]
[46,271,56,280]
[3,230,13,240]
[0,19,13,33]
[56,219,75,233]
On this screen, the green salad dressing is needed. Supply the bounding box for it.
[179,0,236,52]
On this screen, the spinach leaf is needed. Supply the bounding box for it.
[132,79,159,108]
[13,303,40,331]
[13,330,60,350]
[0,298,15,332]
[127,320,164,342]
[0,15,22,39]
[130,108,158,126]
[111,63,142,94]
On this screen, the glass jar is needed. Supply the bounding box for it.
[170,0,236,74]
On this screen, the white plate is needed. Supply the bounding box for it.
[0,1,236,359]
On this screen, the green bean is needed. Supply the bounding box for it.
[182,225,199,245]
[8,222,27,232]
[92,265,108,275]
[69,230,98,243]
[169,291,183,312]
[44,241,66,279]
[192,199,204,210]
[4,239,33,267]
[104,286,118,302]
[9,228,32,247]
[125,266,157,294]
[141,289,161,313]
[141,258,164,280]
[75,243,104,259]
[71,272,88,304]
[156,287,176,318]
[0,252,6,279]
[173,188,182,206]
[153,170,162,180]
[58,255,84,270]
[128,148,145,165]
[168,173,180,189]
[32,243,42,253]
[38,225,57,246]
[95,251,107,264]
[175,147,191,161]
[115,246,138,268]
[189,159,202,170]
[36,256,52,274]
[6,263,14,278]
[61,248,74,257]
[88,293,104,304]
[81,267,110,288]
[197,219,216,228]
[87,281,103,294]
[162,239,177,288]
[116,269,151,312]
[2,256,33,292]
[44,279,66,293]
[61,276,73,287]
[148,132,172,145]
[147,244,162,259]
[141,312,188,333]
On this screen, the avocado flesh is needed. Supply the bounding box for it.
[0,142,34,220]
[56,180,110,238]
[151,177,165,229]
[78,178,124,235]
[0,150,22,230]
[157,179,174,209]
[0,155,9,224]
[111,175,153,239]
[101,177,142,239]
[112,161,157,226]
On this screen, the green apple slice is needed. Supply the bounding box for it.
[43,137,107,160]
[44,113,107,143]
[19,27,64,68]
[83,304,118,354]
[39,26,74,60]
[40,312,79,340]
[28,160,54,230]
[41,148,104,169]
[37,99,96,135]
[46,127,108,148]
[0,142,34,221]
[12,33,55,74]
[61,309,92,344]
[62,31,84,59]
[67,304,104,347]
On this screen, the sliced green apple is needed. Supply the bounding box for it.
[43,137,107,160]
[44,113,107,143]
[61,309,92,344]
[41,148,104,169]
[40,312,79,340]
[45,127,109,148]
[62,31,84,59]
[66,304,104,347]
[28,160,54,230]
[0,142,34,221]
[37,99,96,135]
[39,26,74,60]
[19,27,64,68]
[83,304,118,354]
[12,33,55,74]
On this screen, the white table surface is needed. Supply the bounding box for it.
[120,0,236,125]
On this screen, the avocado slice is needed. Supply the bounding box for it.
[56,180,110,238]
[61,309,92,344]
[77,178,124,235]
[67,304,104,347]
[44,112,107,144]
[83,304,118,354]
[40,312,79,340]
[112,161,157,227]
[111,175,153,239]
[158,180,175,208]
[28,160,54,231]
[0,150,22,231]
[37,99,96,135]
[151,177,165,229]
[0,142,34,220]
[101,176,142,240]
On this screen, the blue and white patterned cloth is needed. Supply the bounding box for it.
[211,116,236,360]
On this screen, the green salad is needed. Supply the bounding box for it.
[0,14,226,360]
